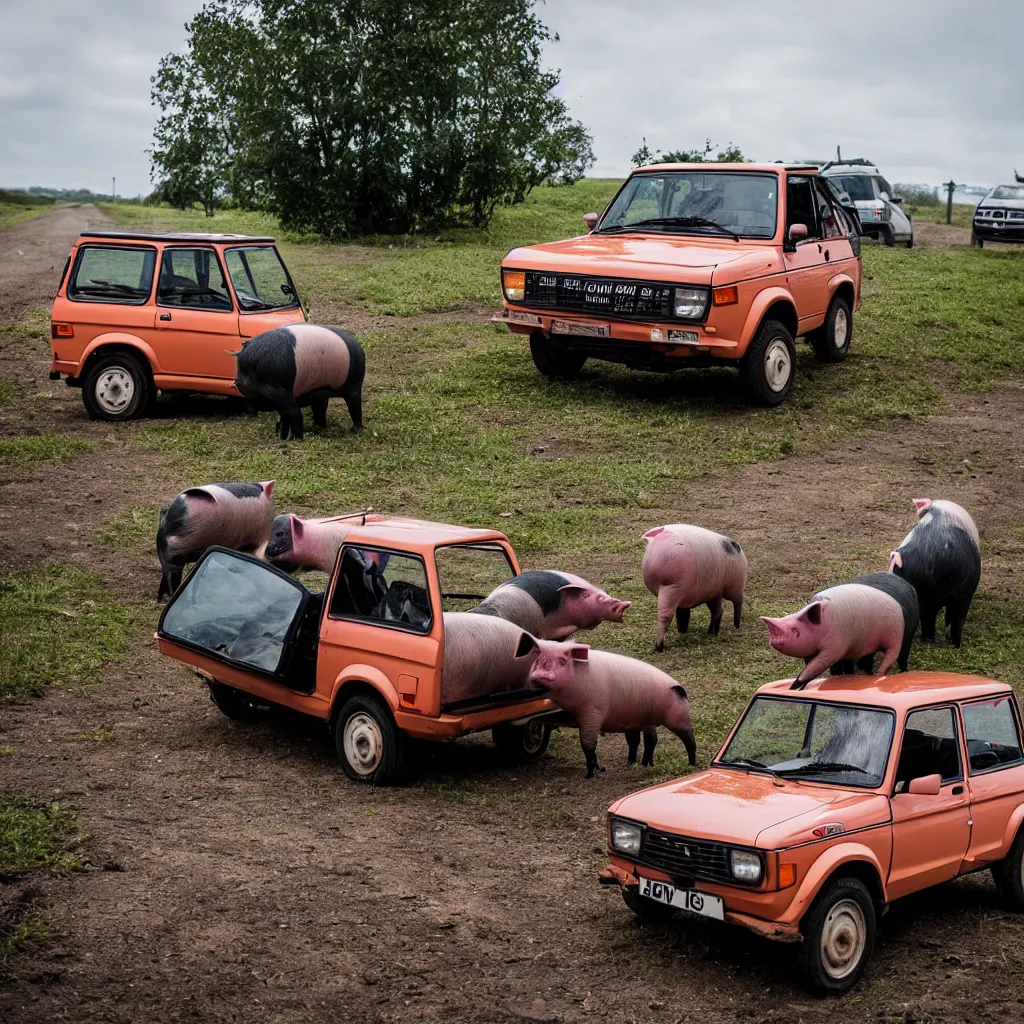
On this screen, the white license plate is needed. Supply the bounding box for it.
[551,318,610,338]
[637,876,725,920]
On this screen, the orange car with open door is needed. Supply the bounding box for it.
[601,671,1024,993]
[49,231,306,420]
[498,163,863,405]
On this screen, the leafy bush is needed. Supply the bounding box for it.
[894,183,939,207]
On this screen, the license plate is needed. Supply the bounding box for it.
[551,318,610,338]
[636,876,725,920]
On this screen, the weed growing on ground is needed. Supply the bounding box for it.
[0,794,80,873]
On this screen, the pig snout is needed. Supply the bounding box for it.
[527,653,570,691]
[761,615,816,657]
[264,517,294,559]
[606,598,630,622]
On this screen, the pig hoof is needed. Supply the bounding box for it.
[654,642,664,653]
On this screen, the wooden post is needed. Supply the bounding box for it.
[943,180,956,225]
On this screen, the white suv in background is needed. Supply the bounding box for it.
[820,161,914,247]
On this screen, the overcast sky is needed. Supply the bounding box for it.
[1,0,1021,196]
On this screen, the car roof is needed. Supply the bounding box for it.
[633,162,815,175]
[822,166,879,176]
[77,231,278,244]
[755,671,1012,709]
[332,514,512,554]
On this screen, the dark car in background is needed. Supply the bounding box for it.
[971,184,1024,247]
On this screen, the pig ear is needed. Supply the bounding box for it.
[262,480,275,497]
[760,616,778,627]
[569,644,590,662]
[291,515,304,539]
[182,487,217,504]
[556,584,587,596]
[888,550,902,571]
[801,601,824,626]
[642,527,665,542]
[913,498,931,516]
[515,633,540,659]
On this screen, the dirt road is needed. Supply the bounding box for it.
[2,208,1024,1024]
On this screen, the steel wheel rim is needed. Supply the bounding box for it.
[833,307,850,351]
[95,367,135,414]
[819,898,867,980]
[764,338,792,392]
[522,719,547,755]
[343,713,383,776]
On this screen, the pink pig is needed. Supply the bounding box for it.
[471,570,630,640]
[156,481,275,600]
[762,583,905,688]
[264,514,355,573]
[516,634,697,776]
[441,612,534,706]
[642,524,748,650]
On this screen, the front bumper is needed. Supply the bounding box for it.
[972,222,1024,243]
[493,306,741,365]
[599,857,801,943]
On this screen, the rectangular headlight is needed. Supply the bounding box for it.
[673,286,709,320]
[609,817,642,856]
[729,849,763,883]
[502,270,525,302]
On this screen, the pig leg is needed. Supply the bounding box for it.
[793,649,839,688]
[641,727,658,767]
[732,596,743,629]
[578,713,604,777]
[946,598,969,648]
[655,589,678,652]
[855,654,876,674]
[919,602,938,643]
[675,606,690,634]
[669,727,696,765]
[832,658,855,675]
[876,643,900,676]
[311,397,329,429]
[625,730,641,765]
[341,385,363,430]
[707,597,724,636]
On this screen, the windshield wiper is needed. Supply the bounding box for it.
[720,757,769,769]
[598,216,740,241]
[773,761,870,777]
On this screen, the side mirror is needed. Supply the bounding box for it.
[583,212,598,232]
[788,223,809,242]
[891,196,903,205]
[907,773,942,796]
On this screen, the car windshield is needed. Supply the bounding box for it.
[224,246,299,310]
[718,697,894,787]
[831,176,876,201]
[435,542,516,611]
[598,171,778,239]
[991,185,1024,201]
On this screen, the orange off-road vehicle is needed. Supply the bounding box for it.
[49,231,306,420]
[601,671,1024,993]
[498,164,863,405]
[156,514,558,784]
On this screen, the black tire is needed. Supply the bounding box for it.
[905,231,915,249]
[492,719,552,762]
[208,682,262,721]
[991,827,1024,910]
[530,333,587,379]
[798,876,876,995]
[971,232,984,249]
[808,295,853,363]
[82,351,151,421]
[334,693,406,785]
[741,320,796,406]
[882,227,895,247]
[621,888,676,923]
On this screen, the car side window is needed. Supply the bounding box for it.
[329,547,433,634]
[962,697,1024,774]
[68,245,156,305]
[813,180,846,239]
[786,177,819,239]
[876,177,892,199]
[157,248,233,311]
[895,707,962,789]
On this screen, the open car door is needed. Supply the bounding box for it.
[157,547,321,691]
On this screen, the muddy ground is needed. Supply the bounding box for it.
[2,208,1024,1024]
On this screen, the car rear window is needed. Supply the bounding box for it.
[832,176,876,202]
[68,245,156,304]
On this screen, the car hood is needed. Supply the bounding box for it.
[238,308,307,338]
[977,199,1024,212]
[504,235,778,286]
[610,767,891,849]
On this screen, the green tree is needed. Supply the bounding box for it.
[150,0,594,237]
[657,139,749,164]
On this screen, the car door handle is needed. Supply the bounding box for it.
[952,785,964,795]
[159,313,172,321]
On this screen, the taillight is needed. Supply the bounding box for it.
[51,323,74,338]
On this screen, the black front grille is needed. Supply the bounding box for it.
[641,828,733,884]
[523,271,677,320]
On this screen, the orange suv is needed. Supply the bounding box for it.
[49,231,306,420]
[600,671,1024,992]
[498,164,863,405]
